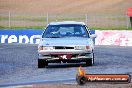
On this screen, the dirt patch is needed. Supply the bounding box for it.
[0,0,132,14]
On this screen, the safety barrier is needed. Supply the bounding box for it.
[95,30,132,46]
[0,30,132,46]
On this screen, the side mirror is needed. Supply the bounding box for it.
[90,34,97,38]
[34,35,41,39]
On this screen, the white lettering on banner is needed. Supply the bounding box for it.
[19,35,29,43]
[1,35,8,43]
[30,35,40,44]
[95,30,132,46]
[120,38,132,46]
[0,35,41,44]
[8,35,17,43]
[128,38,132,46]
[120,38,128,46]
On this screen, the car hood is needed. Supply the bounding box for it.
[39,37,92,46]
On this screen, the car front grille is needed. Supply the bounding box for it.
[54,46,74,50]
[51,54,78,58]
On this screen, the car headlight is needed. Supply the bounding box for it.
[75,46,85,50]
[86,46,90,49]
[75,46,90,50]
[39,46,54,50]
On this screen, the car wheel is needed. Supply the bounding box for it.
[86,53,94,66]
[38,59,48,68]
[92,53,94,64]
[86,59,92,66]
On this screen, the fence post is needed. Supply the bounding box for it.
[130,17,132,28]
[85,14,88,25]
[46,13,49,25]
[8,11,11,28]
[126,15,129,29]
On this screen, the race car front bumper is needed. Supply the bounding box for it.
[38,52,93,63]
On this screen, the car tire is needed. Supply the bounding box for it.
[86,59,92,66]
[38,59,48,68]
[93,53,94,64]
[86,53,94,66]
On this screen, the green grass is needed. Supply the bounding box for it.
[11,16,46,22]
[0,15,85,22]
[15,85,32,88]
[0,16,9,21]
[104,16,126,21]
[0,16,47,22]
[0,26,45,30]
[0,15,132,30]
[0,25,132,30]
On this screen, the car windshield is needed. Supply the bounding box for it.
[42,24,89,38]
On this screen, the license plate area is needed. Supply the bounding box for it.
[58,54,72,59]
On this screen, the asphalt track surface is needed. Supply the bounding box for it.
[0,44,132,87]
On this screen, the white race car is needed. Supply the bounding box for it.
[38,21,96,68]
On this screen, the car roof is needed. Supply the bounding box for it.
[49,21,86,25]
